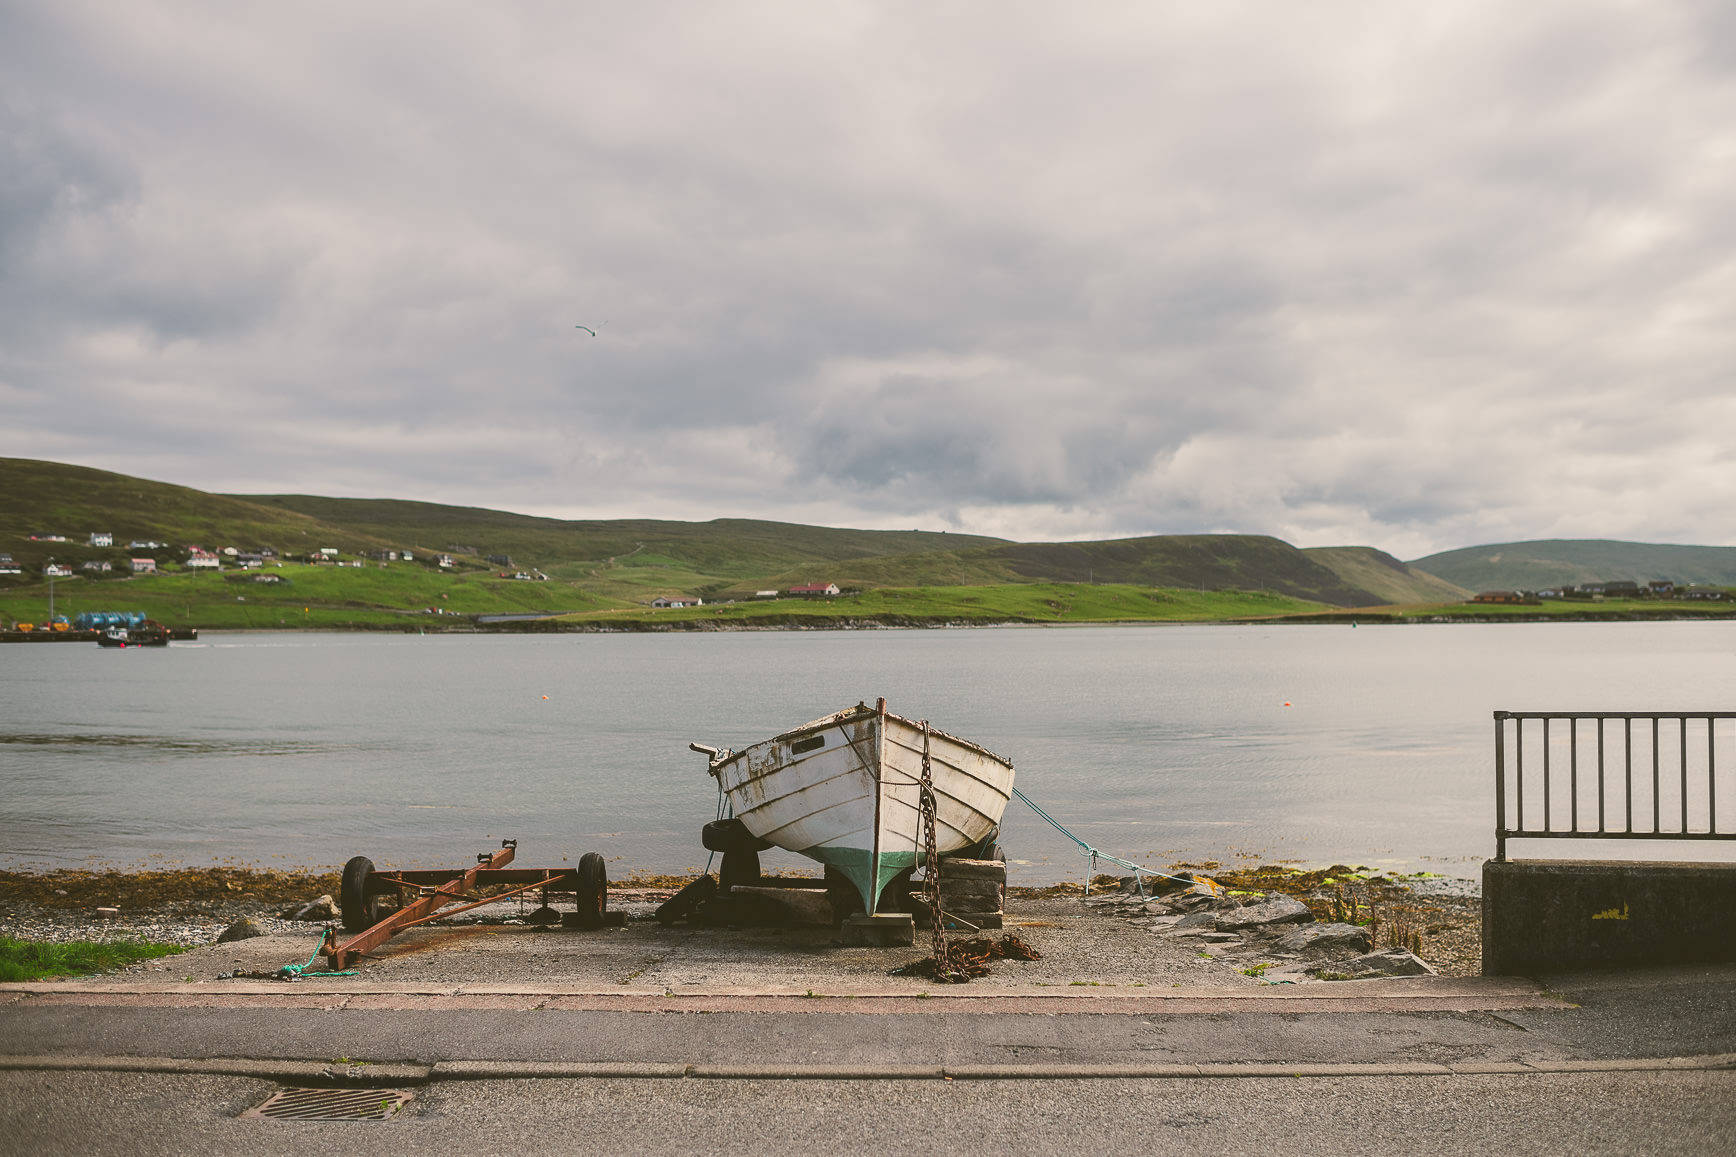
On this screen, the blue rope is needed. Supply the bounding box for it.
[1011,786,1198,897]
[276,927,358,981]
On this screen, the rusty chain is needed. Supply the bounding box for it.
[918,720,951,975]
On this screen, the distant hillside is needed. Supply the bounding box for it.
[1410,540,1736,591]
[732,535,1390,607]
[1303,547,1470,604]
[0,458,395,565]
[974,535,1383,606]
[3,457,1395,607]
[236,493,1007,571]
[243,498,1388,606]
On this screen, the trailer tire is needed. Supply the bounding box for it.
[569,852,608,929]
[702,818,773,854]
[340,856,379,931]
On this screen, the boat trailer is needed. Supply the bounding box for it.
[320,840,620,970]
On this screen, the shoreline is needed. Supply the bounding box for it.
[1,862,1485,978]
[7,609,1731,643]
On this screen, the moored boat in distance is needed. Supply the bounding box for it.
[691,698,1014,915]
[96,619,172,648]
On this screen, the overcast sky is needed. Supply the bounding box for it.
[2,2,1731,558]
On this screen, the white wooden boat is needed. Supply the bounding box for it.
[691,699,1014,915]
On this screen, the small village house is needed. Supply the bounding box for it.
[1470,590,1532,605]
[788,582,840,597]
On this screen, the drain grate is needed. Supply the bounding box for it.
[242,1086,414,1121]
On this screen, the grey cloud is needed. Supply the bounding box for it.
[1,2,1732,553]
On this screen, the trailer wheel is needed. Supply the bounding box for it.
[340,856,379,931]
[569,852,608,929]
[701,818,773,854]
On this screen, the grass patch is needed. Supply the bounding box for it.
[0,935,185,981]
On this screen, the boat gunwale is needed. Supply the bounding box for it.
[710,703,1013,774]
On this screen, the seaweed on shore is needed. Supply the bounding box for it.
[0,867,343,911]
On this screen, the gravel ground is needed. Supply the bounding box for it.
[0,867,1483,984]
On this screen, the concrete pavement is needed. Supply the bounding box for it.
[2,913,1733,1154]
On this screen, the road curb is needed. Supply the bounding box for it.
[4,1054,1732,1082]
[0,1056,434,1084]
[0,977,1547,999]
[0,976,1567,1014]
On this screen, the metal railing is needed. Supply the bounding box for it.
[1494,711,1736,861]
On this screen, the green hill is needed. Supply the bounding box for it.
[1303,547,1470,604]
[1409,540,1736,591]
[3,456,1421,614]
[0,458,395,565]
[233,494,1015,603]
[970,535,1382,606]
[713,535,1392,606]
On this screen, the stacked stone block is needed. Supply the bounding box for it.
[910,857,1006,930]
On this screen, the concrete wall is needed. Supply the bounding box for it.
[1483,859,1736,975]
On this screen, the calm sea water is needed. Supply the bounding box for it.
[3,622,1734,881]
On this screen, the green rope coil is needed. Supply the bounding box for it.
[277,927,358,981]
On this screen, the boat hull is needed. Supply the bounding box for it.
[707,702,1013,915]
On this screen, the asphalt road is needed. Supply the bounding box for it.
[2,963,1732,1154]
[3,1068,1732,1157]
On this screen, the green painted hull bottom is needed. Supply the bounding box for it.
[803,847,919,916]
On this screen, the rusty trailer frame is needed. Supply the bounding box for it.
[320,839,612,970]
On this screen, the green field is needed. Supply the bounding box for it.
[0,571,1326,630]
[0,563,627,631]
[7,562,1732,633]
[557,584,1326,627]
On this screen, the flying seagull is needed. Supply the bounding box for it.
[574,325,597,337]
